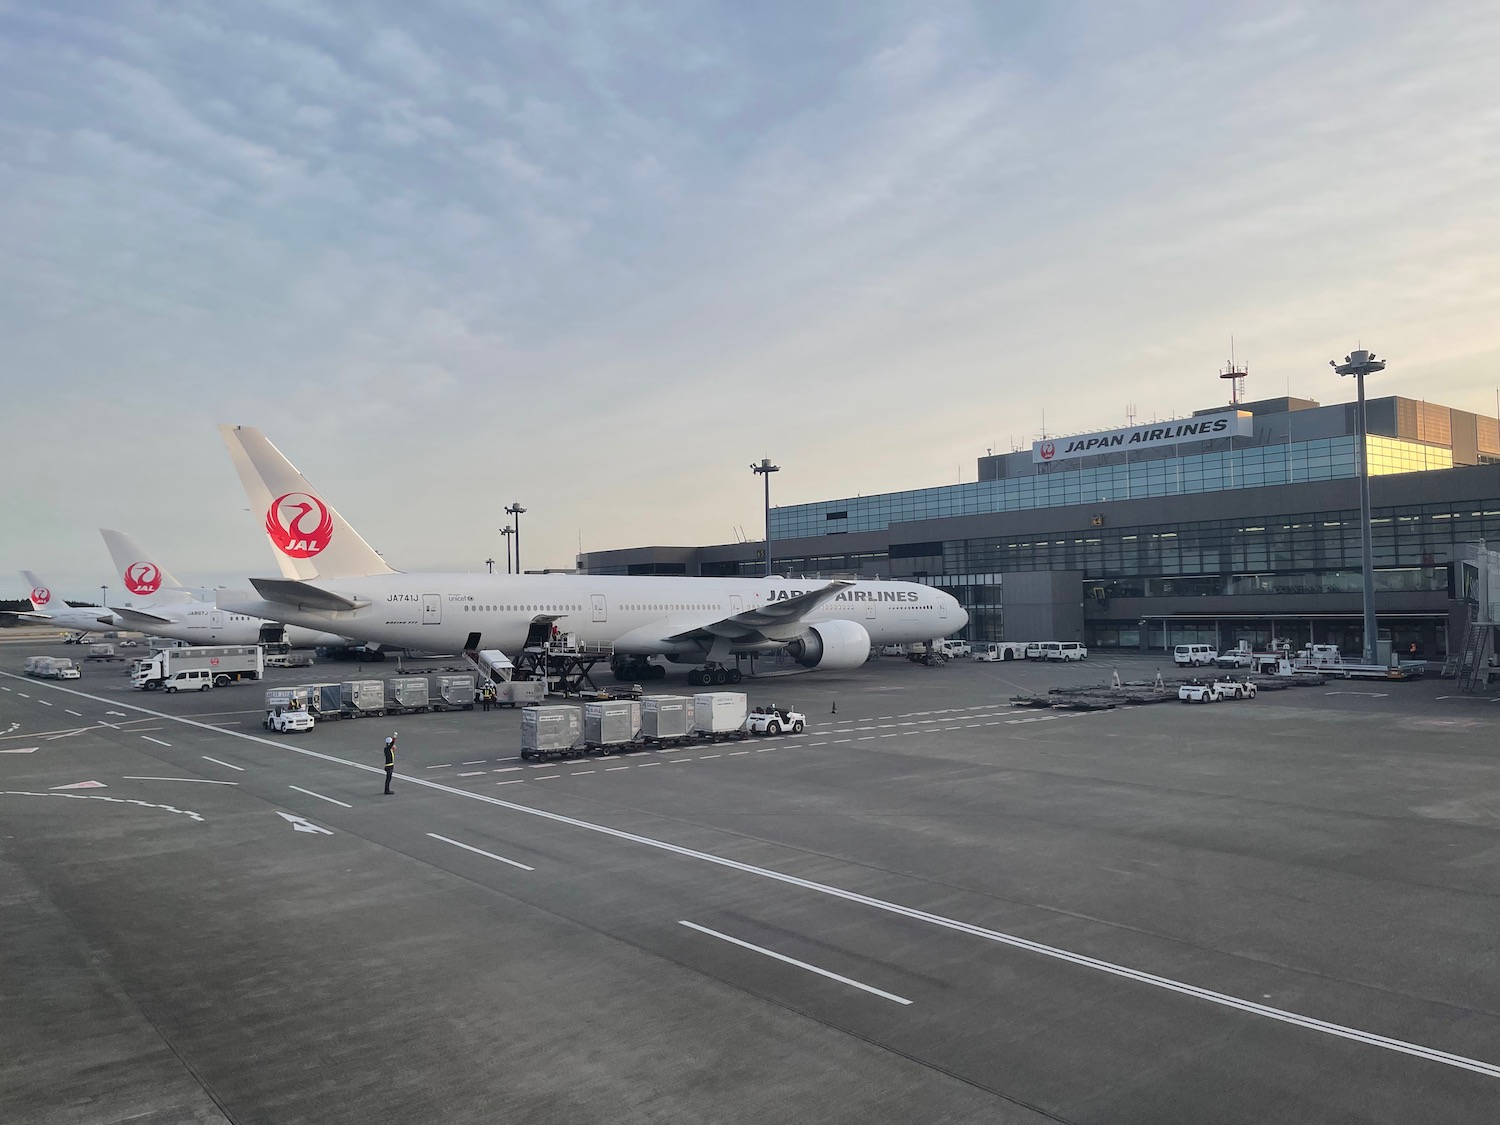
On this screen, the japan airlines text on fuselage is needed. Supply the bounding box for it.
[223,575,962,657]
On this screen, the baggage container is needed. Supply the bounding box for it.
[494,679,545,708]
[306,683,343,719]
[385,676,430,714]
[340,679,386,717]
[265,685,315,712]
[640,695,691,742]
[520,705,582,759]
[693,692,748,736]
[584,700,642,750]
[434,674,476,711]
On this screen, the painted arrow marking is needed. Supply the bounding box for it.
[0,748,39,754]
[276,811,333,835]
[51,780,106,790]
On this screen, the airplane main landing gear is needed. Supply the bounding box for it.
[689,663,741,687]
[612,656,666,682]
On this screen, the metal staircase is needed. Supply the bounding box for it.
[1447,605,1495,692]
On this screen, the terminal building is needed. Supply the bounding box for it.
[578,389,1500,657]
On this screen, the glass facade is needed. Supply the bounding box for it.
[771,435,1448,538]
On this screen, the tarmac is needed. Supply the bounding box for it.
[1,638,1498,1123]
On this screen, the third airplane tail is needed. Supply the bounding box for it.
[21,570,54,613]
[100,529,197,605]
[220,425,396,582]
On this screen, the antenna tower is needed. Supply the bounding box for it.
[1219,337,1248,406]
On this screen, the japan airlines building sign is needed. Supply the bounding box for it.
[1032,410,1252,464]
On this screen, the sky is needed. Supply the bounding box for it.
[2,0,1498,598]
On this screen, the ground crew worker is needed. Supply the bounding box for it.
[382,732,397,795]
[481,684,494,712]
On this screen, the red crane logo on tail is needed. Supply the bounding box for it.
[31,587,51,607]
[267,492,334,558]
[124,563,162,596]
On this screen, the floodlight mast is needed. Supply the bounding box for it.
[1331,348,1386,665]
[751,459,780,577]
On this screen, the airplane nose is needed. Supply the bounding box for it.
[950,597,969,631]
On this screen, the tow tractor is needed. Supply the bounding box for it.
[747,705,806,735]
[266,706,315,733]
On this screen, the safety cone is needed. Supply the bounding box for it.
[831,701,837,714]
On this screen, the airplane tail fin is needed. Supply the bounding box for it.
[99,529,195,603]
[219,425,396,581]
[20,570,54,612]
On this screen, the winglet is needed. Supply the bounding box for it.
[220,425,396,582]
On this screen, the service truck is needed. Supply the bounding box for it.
[130,645,264,691]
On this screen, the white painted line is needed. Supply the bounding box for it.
[571,770,596,776]
[729,750,751,755]
[496,780,525,785]
[0,686,9,691]
[833,739,852,744]
[140,736,172,747]
[106,711,126,716]
[755,747,774,752]
[289,784,352,808]
[65,709,82,716]
[668,758,692,764]
[20,672,1500,1081]
[426,764,453,769]
[637,762,660,768]
[659,747,685,754]
[857,736,875,741]
[606,766,631,772]
[807,743,827,747]
[17,692,29,698]
[458,771,485,777]
[679,921,911,1006]
[0,747,39,754]
[699,754,721,760]
[493,767,522,773]
[534,774,559,780]
[463,760,487,765]
[121,776,237,785]
[201,756,245,772]
[427,833,534,871]
[37,699,52,706]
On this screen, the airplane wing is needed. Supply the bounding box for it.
[663,580,855,644]
[110,606,178,627]
[249,577,368,613]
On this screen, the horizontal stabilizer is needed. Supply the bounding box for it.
[249,577,367,613]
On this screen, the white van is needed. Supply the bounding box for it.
[1174,644,1218,667]
[940,640,971,658]
[1048,642,1087,661]
[163,669,213,693]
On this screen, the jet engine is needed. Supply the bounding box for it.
[787,620,871,670]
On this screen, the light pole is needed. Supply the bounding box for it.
[485,557,495,575]
[498,526,514,574]
[1331,348,1386,665]
[100,584,107,607]
[505,504,527,573]
[751,458,780,577]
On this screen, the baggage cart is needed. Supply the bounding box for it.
[641,695,691,744]
[494,679,545,708]
[520,705,583,760]
[385,676,431,714]
[340,679,386,718]
[433,674,476,711]
[583,700,642,753]
[692,692,748,741]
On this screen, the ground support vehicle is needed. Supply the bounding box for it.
[1178,678,1229,703]
[264,644,314,669]
[432,674,476,711]
[747,706,806,735]
[692,692,749,742]
[1214,647,1257,669]
[973,642,1028,662]
[1212,677,1257,700]
[520,705,584,760]
[582,700,643,753]
[266,707,315,733]
[384,676,431,715]
[1174,644,1219,667]
[905,642,948,666]
[131,645,263,690]
[339,679,387,718]
[492,679,546,708]
[1046,643,1087,661]
[640,695,692,745]
[939,640,971,659]
[25,656,79,679]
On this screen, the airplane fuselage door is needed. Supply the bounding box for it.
[592,594,607,623]
[866,602,877,620]
[422,594,441,625]
[939,599,948,620]
[210,611,225,629]
[730,595,743,614]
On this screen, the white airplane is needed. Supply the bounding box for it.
[14,571,119,638]
[217,425,968,684]
[99,529,349,650]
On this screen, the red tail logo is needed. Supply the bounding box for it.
[1039,441,1056,461]
[267,492,334,558]
[124,562,161,596]
[31,586,51,607]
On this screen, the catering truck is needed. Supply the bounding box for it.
[130,645,264,691]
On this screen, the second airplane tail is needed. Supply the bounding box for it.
[100,529,196,604]
[220,425,396,582]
